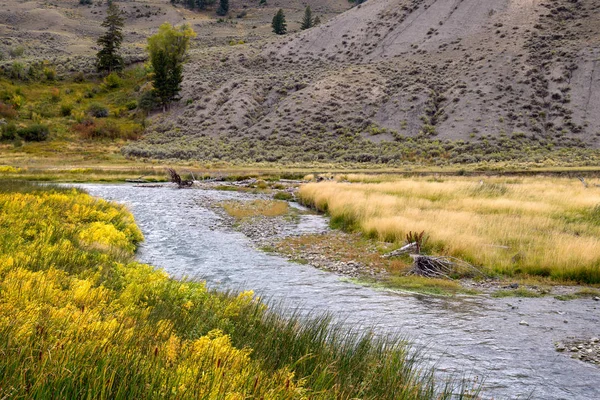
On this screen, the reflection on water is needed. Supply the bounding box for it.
[79,184,600,400]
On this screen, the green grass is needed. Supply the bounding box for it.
[491,288,543,298]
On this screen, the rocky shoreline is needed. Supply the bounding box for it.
[556,337,600,366]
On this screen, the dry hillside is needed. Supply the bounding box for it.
[1,0,599,164]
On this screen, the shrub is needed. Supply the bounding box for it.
[44,67,57,81]
[1,122,18,140]
[87,103,109,118]
[72,71,86,82]
[50,88,61,102]
[60,103,74,117]
[9,46,24,58]
[103,72,122,89]
[10,62,26,80]
[74,119,129,140]
[0,103,17,119]
[125,100,138,110]
[17,124,49,141]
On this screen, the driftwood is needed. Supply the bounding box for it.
[167,168,193,188]
[408,255,484,279]
[382,242,417,258]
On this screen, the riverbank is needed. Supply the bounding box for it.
[198,181,600,300]
[0,180,470,399]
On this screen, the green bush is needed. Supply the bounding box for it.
[87,103,109,118]
[17,124,49,141]
[44,67,57,81]
[126,100,138,110]
[103,72,122,89]
[0,122,18,141]
[60,103,74,117]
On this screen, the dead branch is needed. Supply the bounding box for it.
[407,255,485,279]
[167,168,193,188]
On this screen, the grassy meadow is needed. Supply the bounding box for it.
[0,180,475,399]
[298,175,600,284]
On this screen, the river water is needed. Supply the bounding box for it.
[80,184,600,400]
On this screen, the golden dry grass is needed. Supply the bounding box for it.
[298,176,600,283]
[221,199,289,220]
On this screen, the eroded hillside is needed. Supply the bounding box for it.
[1,0,598,165]
[123,0,600,164]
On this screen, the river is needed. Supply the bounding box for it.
[79,184,600,400]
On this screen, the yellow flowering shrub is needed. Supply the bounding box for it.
[0,182,308,399]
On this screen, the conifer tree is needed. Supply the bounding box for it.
[147,23,196,109]
[216,0,228,16]
[96,2,124,74]
[272,9,287,35]
[313,15,321,26]
[300,6,312,30]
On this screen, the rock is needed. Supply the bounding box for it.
[593,296,600,301]
[555,343,566,352]
[509,283,519,289]
[592,337,599,343]
[519,320,529,326]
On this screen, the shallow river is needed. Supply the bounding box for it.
[80,184,600,400]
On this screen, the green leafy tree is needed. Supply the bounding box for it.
[216,0,228,16]
[272,9,287,35]
[147,23,196,109]
[300,6,312,30]
[96,2,124,74]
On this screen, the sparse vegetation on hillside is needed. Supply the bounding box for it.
[298,176,600,283]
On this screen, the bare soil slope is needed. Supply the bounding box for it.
[2,0,598,163]
[126,0,599,164]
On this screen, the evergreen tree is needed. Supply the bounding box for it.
[313,15,321,26]
[96,3,124,74]
[272,9,287,35]
[300,6,312,30]
[216,0,228,16]
[147,23,196,109]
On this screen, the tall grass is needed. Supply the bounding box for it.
[0,181,470,399]
[298,176,600,283]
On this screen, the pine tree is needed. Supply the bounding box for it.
[300,6,312,30]
[147,23,196,109]
[216,0,228,16]
[96,3,124,74]
[313,15,321,26]
[272,9,287,35]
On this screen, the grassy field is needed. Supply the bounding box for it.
[0,180,476,399]
[298,175,600,284]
